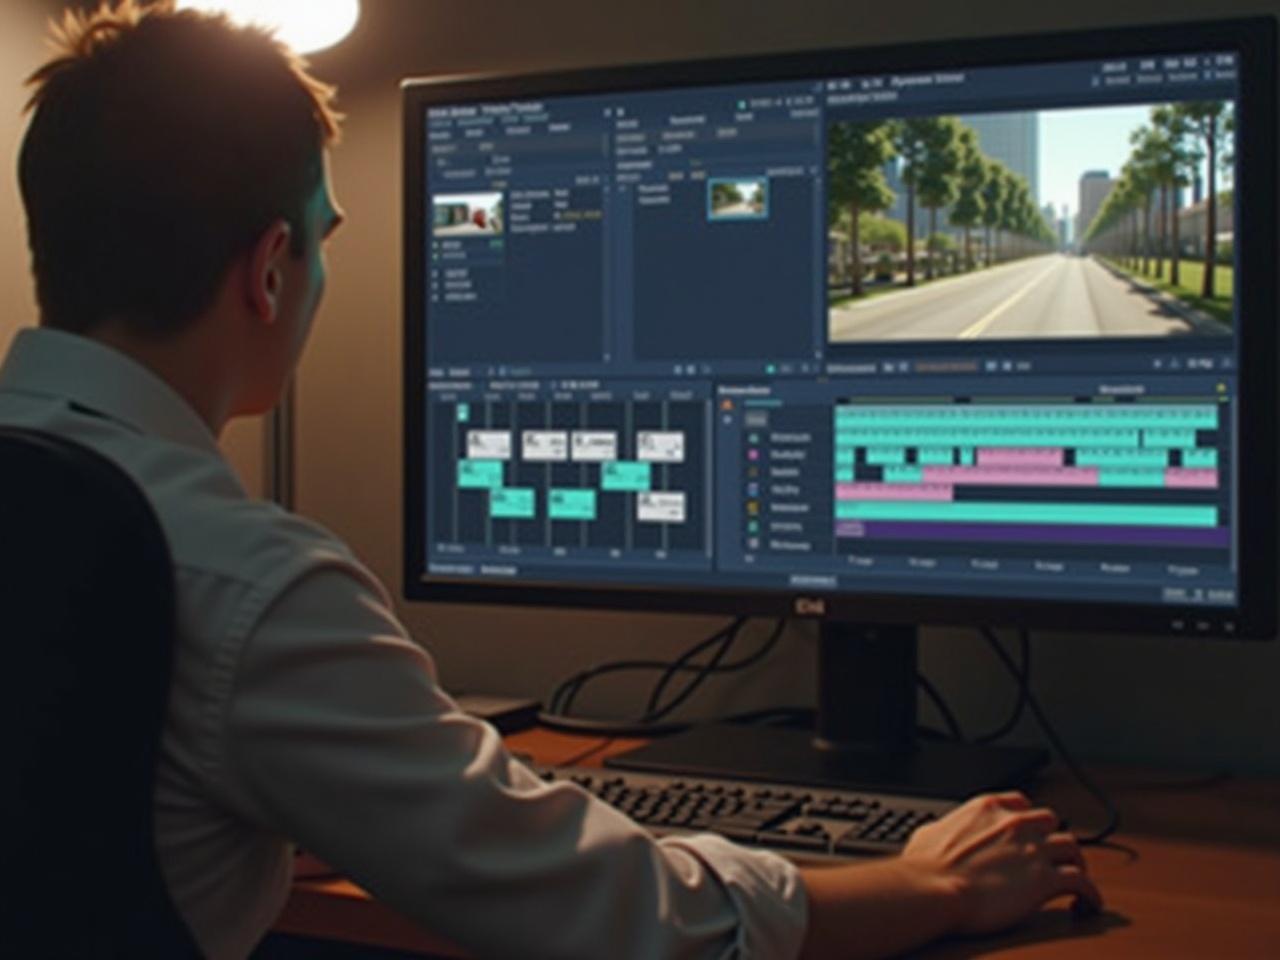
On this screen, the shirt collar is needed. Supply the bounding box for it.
[0,327,222,457]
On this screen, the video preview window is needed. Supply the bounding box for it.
[826,101,1235,343]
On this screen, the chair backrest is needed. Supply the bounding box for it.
[0,427,201,957]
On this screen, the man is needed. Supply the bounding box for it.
[1,2,1101,958]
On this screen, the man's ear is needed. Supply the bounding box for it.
[246,219,293,324]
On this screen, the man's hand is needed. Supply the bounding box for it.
[902,791,1102,933]
[797,791,1102,959]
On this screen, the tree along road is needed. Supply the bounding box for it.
[829,253,1229,342]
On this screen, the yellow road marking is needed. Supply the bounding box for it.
[957,262,1062,339]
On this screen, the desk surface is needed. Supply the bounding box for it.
[277,729,1280,958]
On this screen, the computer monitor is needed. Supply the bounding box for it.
[403,17,1277,797]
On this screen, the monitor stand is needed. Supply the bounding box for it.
[606,622,1047,800]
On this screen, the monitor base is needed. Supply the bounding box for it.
[606,723,1047,800]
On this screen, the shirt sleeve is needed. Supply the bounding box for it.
[216,563,808,960]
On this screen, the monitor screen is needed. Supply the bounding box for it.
[404,19,1277,639]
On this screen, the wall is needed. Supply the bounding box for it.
[0,4,52,354]
[1,1,265,492]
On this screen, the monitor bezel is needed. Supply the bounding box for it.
[403,16,1278,639]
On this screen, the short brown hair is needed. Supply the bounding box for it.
[19,0,342,337]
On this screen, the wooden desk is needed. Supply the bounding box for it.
[277,729,1280,958]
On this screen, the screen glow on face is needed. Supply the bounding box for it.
[177,0,360,54]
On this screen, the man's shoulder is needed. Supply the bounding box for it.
[133,442,358,588]
[0,396,364,591]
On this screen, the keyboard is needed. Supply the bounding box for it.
[535,765,956,861]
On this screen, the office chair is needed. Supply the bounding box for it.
[0,427,201,958]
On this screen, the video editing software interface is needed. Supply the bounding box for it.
[417,47,1243,612]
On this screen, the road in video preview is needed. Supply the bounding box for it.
[827,101,1236,343]
[418,47,1243,611]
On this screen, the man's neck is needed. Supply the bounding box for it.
[80,322,237,437]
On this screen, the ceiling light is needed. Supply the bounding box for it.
[176,1,360,55]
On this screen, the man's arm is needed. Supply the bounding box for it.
[211,557,1096,960]
[215,564,806,959]
[799,792,1103,959]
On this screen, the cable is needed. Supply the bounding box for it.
[549,617,745,716]
[538,704,814,738]
[535,713,695,737]
[916,674,964,742]
[541,617,788,734]
[641,622,743,722]
[978,626,1120,845]
[645,618,787,722]
[974,629,1031,744]
[559,737,617,767]
[641,617,745,718]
